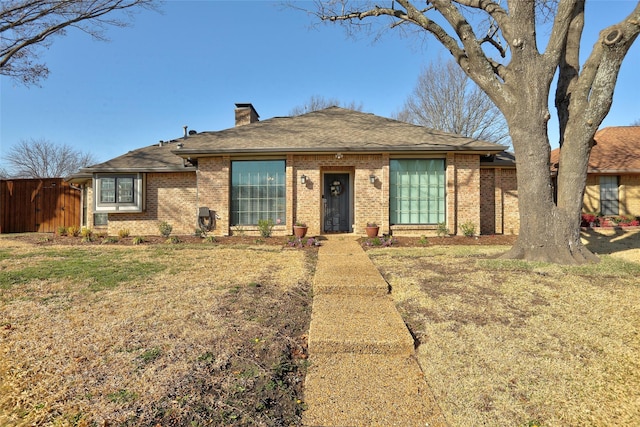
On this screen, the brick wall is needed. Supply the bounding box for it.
[501,168,519,235]
[583,174,640,216]
[198,157,231,235]
[453,154,481,235]
[583,175,599,213]
[480,169,496,234]
[84,152,522,237]
[621,174,640,216]
[294,154,386,235]
[105,172,197,236]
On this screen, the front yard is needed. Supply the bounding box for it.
[0,238,314,426]
[370,229,640,426]
[1,230,639,426]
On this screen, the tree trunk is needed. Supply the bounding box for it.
[501,121,599,265]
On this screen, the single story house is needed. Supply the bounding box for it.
[550,126,640,217]
[69,104,519,237]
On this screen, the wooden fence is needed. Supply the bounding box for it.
[0,178,81,233]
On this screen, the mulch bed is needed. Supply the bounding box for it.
[4,233,518,247]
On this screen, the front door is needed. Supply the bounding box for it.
[323,173,350,232]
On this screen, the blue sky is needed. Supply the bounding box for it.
[1,0,639,167]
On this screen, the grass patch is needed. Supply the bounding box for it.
[372,243,640,426]
[0,247,165,291]
[0,242,313,426]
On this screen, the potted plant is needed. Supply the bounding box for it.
[365,222,379,238]
[293,221,308,238]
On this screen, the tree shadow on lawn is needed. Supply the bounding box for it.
[581,227,640,256]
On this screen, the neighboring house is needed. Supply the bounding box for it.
[69,104,519,237]
[550,126,640,217]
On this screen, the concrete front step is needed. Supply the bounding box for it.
[302,353,447,427]
[313,264,390,296]
[308,294,415,356]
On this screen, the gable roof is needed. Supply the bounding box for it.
[77,106,508,174]
[550,126,640,174]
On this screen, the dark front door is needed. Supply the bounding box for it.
[323,173,350,232]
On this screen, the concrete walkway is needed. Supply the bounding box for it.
[302,234,448,427]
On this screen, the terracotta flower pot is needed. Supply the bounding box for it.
[293,225,308,238]
[365,226,379,238]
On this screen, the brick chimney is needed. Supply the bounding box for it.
[234,103,259,126]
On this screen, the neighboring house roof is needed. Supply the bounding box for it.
[74,106,509,176]
[550,126,640,174]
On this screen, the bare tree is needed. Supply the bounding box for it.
[394,59,510,145]
[1,0,156,85]
[3,138,98,178]
[314,0,640,264]
[631,118,640,126]
[289,95,364,115]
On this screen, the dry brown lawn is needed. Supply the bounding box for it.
[369,230,640,427]
[0,237,314,426]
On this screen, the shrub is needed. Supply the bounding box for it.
[57,226,68,236]
[581,213,598,227]
[287,236,318,248]
[419,235,429,246]
[436,222,450,237]
[118,228,130,238]
[67,226,80,237]
[166,236,180,244]
[204,235,217,243]
[364,235,396,247]
[101,236,119,244]
[460,221,476,237]
[158,221,172,238]
[257,219,274,238]
[80,227,92,238]
[132,236,145,245]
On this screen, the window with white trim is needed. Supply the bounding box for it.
[390,159,446,224]
[600,175,619,216]
[94,173,144,212]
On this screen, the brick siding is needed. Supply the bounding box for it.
[85,153,520,237]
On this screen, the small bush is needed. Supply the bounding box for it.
[158,221,172,238]
[101,236,119,244]
[460,221,476,237]
[80,227,93,238]
[419,235,429,246]
[364,235,396,247]
[57,226,68,236]
[204,235,217,243]
[166,236,180,244]
[287,236,318,248]
[257,219,274,238]
[436,222,449,237]
[118,228,130,238]
[67,226,80,237]
[132,236,145,245]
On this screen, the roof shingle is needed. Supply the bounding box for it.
[550,126,640,173]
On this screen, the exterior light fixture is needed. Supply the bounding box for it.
[336,153,343,159]
[369,175,376,184]
[301,174,307,184]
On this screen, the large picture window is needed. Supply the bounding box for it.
[390,159,445,224]
[231,160,286,225]
[94,173,144,212]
